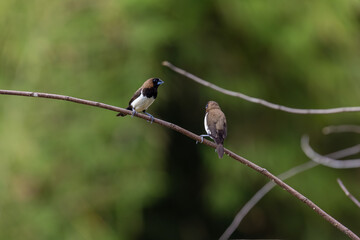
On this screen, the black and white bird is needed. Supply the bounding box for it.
[117,78,164,122]
[199,101,227,158]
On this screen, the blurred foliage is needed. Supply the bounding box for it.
[0,0,360,239]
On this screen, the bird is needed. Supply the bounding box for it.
[117,78,164,123]
[199,101,227,158]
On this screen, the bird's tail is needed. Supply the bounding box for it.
[116,106,132,117]
[216,144,224,159]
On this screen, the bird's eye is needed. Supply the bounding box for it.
[153,78,159,83]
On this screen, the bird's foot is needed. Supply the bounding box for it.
[196,134,210,144]
[143,111,154,123]
[196,136,204,144]
[131,110,137,117]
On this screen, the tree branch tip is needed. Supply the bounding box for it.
[301,134,310,143]
[322,127,331,135]
[162,61,171,66]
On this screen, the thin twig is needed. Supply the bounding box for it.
[220,161,316,240]
[0,89,359,240]
[301,135,360,168]
[323,125,360,135]
[220,144,360,240]
[162,61,360,115]
[337,179,360,208]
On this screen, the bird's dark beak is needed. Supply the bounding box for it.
[157,79,164,86]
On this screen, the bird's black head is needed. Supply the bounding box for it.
[152,78,164,87]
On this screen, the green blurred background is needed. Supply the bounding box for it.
[0,0,360,239]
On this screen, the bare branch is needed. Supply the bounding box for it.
[162,61,360,115]
[301,135,360,168]
[220,161,316,240]
[323,125,360,135]
[221,144,360,240]
[337,179,360,208]
[0,89,359,240]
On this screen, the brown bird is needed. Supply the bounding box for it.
[199,101,227,158]
[117,78,164,122]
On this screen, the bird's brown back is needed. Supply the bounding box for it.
[207,109,227,144]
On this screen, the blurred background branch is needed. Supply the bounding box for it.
[323,125,360,135]
[301,135,360,168]
[163,61,360,115]
[337,179,360,208]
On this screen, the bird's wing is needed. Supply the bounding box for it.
[128,87,142,106]
[213,110,227,143]
[222,117,227,139]
[206,111,219,139]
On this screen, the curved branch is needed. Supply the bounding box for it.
[337,178,360,208]
[162,61,360,115]
[301,135,360,169]
[221,144,360,240]
[0,89,359,240]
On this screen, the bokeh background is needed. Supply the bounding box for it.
[0,0,360,239]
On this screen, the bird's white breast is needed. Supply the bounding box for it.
[204,112,211,135]
[131,91,155,112]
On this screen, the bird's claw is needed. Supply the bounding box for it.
[147,116,154,124]
[131,110,136,117]
[143,111,154,123]
[196,136,204,144]
[196,134,210,144]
